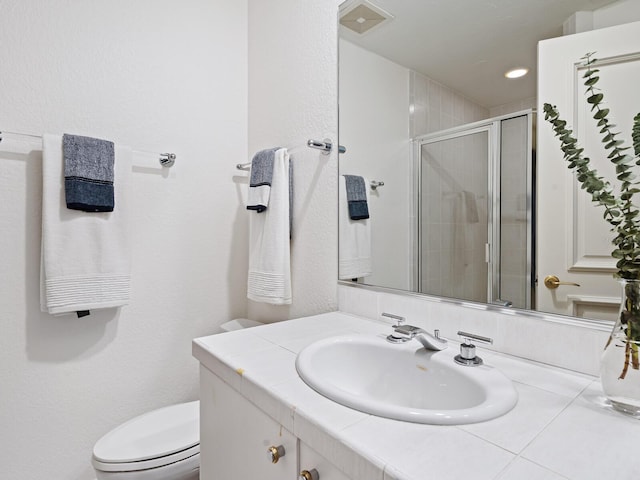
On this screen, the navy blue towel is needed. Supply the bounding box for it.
[63,134,115,212]
[343,175,369,220]
[247,148,279,213]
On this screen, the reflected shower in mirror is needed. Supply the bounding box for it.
[338,0,628,321]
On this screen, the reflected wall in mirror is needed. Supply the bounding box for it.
[338,0,640,322]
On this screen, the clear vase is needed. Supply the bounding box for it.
[601,279,640,417]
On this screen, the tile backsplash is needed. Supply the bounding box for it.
[338,283,609,376]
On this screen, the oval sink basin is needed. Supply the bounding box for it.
[295,334,517,425]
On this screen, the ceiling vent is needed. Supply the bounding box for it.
[339,1,393,35]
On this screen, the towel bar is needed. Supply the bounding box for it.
[236,138,347,170]
[0,130,176,168]
[307,138,347,155]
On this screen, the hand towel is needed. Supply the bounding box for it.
[339,175,372,280]
[462,190,479,223]
[343,174,370,220]
[40,133,132,315]
[63,133,115,212]
[247,148,292,305]
[247,148,279,213]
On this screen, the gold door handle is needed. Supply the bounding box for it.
[544,275,580,289]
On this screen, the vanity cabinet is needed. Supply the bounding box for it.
[200,366,297,479]
[199,366,351,480]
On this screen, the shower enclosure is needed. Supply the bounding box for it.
[415,110,534,309]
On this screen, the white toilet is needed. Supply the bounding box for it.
[92,319,263,480]
[92,401,200,480]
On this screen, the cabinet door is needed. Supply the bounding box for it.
[200,366,297,480]
[299,441,352,480]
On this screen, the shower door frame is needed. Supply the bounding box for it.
[412,110,533,308]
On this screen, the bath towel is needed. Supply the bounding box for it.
[247,148,292,304]
[40,133,132,315]
[247,148,279,213]
[339,175,372,280]
[343,174,370,220]
[63,133,115,212]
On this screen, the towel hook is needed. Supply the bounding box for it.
[370,180,385,190]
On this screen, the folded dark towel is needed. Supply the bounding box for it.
[247,148,279,213]
[343,175,369,220]
[63,134,115,212]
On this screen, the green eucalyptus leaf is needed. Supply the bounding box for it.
[588,93,604,104]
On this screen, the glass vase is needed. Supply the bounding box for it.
[601,279,640,417]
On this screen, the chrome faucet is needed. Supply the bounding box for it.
[382,313,448,351]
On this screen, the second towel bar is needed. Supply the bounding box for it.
[307,138,347,155]
[236,138,347,170]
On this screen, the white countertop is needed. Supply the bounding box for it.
[192,312,640,480]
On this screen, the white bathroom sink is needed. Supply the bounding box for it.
[295,333,518,425]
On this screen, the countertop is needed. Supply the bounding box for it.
[192,312,640,480]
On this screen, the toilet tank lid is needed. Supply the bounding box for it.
[93,401,199,463]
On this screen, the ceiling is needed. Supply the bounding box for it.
[339,0,617,108]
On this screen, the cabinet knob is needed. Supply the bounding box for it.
[299,469,319,480]
[267,445,285,464]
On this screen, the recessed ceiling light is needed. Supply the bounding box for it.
[505,68,529,79]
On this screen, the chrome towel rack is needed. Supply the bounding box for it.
[307,138,347,155]
[236,138,346,170]
[0,130,176,168]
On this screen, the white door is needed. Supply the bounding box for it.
[537,21,640,320]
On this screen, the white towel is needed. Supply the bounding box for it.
[339,175,372,280]
[247,148,291,305]
[40,134,132,315]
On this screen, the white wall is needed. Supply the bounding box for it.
[246,0,339,322]
[489,96,536,117]
[564,0,640,34]
[594,0,640,28]
[339,39,411,290]
[0,1,248,479]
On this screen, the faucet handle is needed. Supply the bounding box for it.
[455,331,493,367]
[457,331,493,345]
[382,312,405,327]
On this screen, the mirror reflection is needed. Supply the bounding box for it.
[338,0,628,320]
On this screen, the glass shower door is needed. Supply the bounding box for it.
[419,127,491,303]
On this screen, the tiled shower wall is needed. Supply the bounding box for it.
[410,70,489,137]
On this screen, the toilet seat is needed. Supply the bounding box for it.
[92,401,199,474]
[92,444,199,472]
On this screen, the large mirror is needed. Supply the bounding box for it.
[338,0,634,322]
